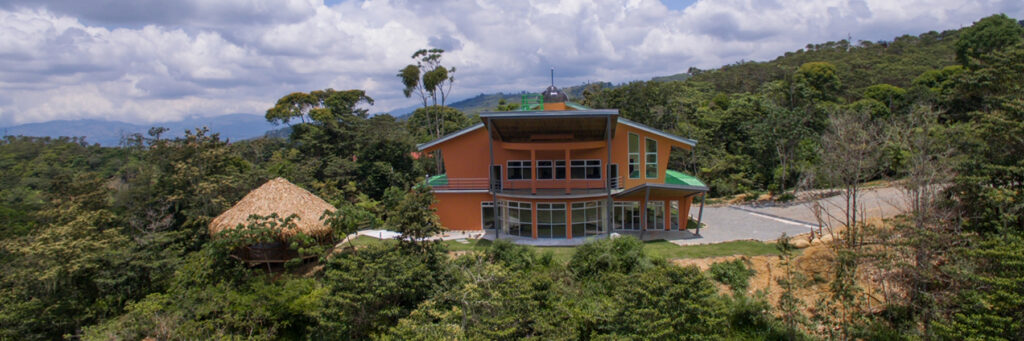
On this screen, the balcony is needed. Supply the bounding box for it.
[426,174,622,193]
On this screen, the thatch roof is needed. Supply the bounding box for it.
[210,177,335,239]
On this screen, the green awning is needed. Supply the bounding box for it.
[665,170,705,187]
[426,174,448,186]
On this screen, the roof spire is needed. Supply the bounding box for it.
[550,67,554,86]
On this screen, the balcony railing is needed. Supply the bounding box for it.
[428,177,490,190]
[428,176,623,192]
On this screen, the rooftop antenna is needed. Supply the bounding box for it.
[550,67,555,86]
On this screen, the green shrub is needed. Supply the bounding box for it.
[708,259,756,292]
[485,239,537,271]
[568,236,650,278]
[724,293,794,340]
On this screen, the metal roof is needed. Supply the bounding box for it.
[613,182,709,200]
[479,109,619,119]
[415,123,484,151]
[618,118,697,147]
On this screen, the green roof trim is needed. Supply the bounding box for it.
[426,174,448,186]
[665,170,705,187]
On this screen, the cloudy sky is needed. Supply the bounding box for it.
[0,0,1020,126]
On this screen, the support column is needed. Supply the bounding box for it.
[664,200,671,231]
[531,204,538,239]
[696,193,705,236]
[564,149,571,194]
[530,149,537,195]
[488,120,500,239]
[677,197,686,230]
[566,203,573,240]
[641,188,650,230]
[605,115,613,237]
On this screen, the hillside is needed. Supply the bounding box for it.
[686,29,960,95]
[1,114,278,146]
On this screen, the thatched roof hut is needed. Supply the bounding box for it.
[210,177,335,240]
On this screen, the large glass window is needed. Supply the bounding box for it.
[537,203,566,238]
[507,161,531,180]
[647,201,665,230]
[536,160,566,180]
[645,138,658,178]
[572,201,605,237]
[614,201,641,230]
[481,202,500,229]
[628,133,640,179]
[570,160,601,179]
[504,201,532,236]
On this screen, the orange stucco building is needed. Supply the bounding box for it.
[418,85,708,240]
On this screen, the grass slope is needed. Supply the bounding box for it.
[347,235,780,263]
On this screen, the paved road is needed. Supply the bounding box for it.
[673,186,907,246]
[670,206,816,245]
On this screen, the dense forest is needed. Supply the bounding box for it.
[1,14,1022,340]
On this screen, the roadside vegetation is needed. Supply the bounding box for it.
[0,14,1022,339]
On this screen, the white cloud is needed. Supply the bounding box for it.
[0,0,1021,126]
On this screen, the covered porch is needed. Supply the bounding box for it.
[612,171,709,234]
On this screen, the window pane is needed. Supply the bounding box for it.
[629,133,638,153]
[572,223,585,237]
[482,205,494,229]
[538,167,552,179]
[552,210,566,224]
[537,224,551,238]
[645,139,658,179]
[555,167,566,179]
[552,225,566,238]
[571,167,585,179]
[523,167,531,179]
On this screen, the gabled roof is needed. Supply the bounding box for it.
[416,123,484,151]
[618,117,697,147]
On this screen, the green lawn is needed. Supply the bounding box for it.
[346,235,781,263]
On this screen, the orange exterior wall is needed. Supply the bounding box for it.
[610,123,693,189]
[432,194,697,233]
[433,192,493,231]
[423,120,699,232]
[423,122,693,187]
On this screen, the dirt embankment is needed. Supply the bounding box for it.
[675,224,892,321]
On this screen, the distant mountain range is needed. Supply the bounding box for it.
[1,114,279,146]
[0,77,666,146]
